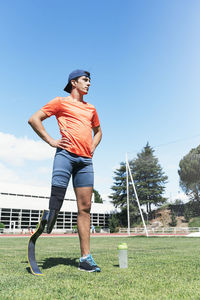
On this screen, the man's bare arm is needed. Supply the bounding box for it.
[91,126,102,156]
[28,110,71,149]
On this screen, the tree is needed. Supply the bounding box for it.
[178,145,200,201]
[93,189,103,203]
[169,211,177,227]
[110,162,127,207]
[109,162,140,226]
[174,199,184,205]
[109,214,119,233]
[184,206,193,222]
[110,143,168,225]
[130,143,168,214]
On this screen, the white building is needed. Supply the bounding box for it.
[0,192,115,233]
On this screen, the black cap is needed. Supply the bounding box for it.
[64,69,90,93]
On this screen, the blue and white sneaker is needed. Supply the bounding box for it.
[78,254,101,272]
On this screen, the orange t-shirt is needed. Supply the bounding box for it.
[41,97,100,158]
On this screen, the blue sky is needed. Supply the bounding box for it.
[0,0,200,202]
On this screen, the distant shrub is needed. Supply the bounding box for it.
[188,217,200,227]
[0,223,5,228]
[169,212,177,227]
[184,206,193,222]
[159,203,170,210]
[72,225,78,233]
[109,214,119,233]
[95,226,101,233]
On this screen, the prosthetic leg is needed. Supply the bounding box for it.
[27,209,49,276]
[27,186,66,276]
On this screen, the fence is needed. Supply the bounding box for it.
[0,226,111,235]
[119,227,200,235]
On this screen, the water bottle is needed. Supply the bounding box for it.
[118,243,128,268]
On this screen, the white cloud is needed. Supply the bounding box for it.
[0,162,47,194]
[0,162,19,183]
[37,166,52,174]
[0,182,75,199]
[101,192,112,202]
[0,132,78,198]
[0,181,49,196]
[0,169,75,199]
[0,132,54,166]
[171,191,189,203]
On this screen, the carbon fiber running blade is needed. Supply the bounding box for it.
[27,210,49,276]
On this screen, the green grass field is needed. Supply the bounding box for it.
[1,236,200,300]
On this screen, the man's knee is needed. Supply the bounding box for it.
[78,201,91,214]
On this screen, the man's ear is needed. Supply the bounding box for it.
[71,79,77,88]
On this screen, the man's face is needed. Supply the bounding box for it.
[72,76,91,95]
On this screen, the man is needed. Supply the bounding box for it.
[28,69,102,272]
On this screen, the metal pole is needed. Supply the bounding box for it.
[126,153,131,236]
[127,160,149,237]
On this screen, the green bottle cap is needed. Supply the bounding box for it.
[118,243,128,250]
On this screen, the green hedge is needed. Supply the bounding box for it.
[95,226,101,233]
[73,225,78,233]
[0,223,5,229]
[188,217,200,227]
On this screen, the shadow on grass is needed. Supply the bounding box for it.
[25,260,46,275]
[24,257,78,274]
[26,267,32,274]
[42,257,78,269]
